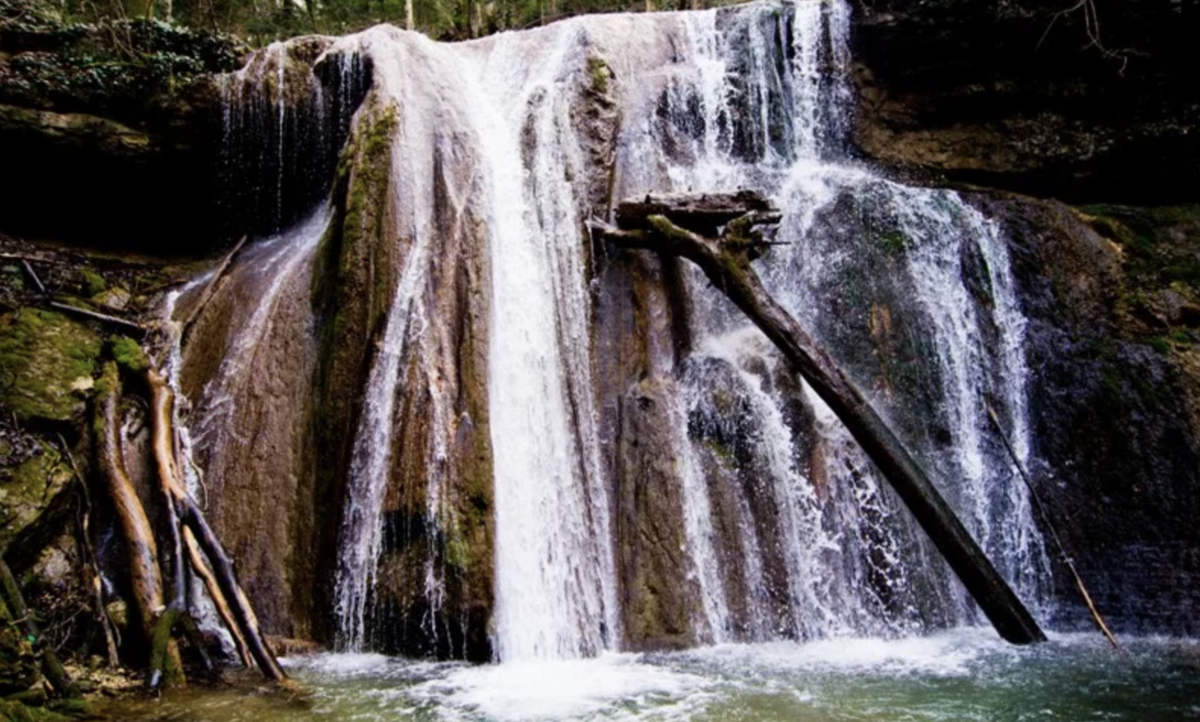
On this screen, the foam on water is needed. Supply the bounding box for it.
[408,654,717,722]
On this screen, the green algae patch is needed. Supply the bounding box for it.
[0,447,71,551]
[587,56,611,96]
[0,310,101,423]
[110,336,147,373]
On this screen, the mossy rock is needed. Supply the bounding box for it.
[0,309,101,423]
[78,269,105,298]
[109,336,146,372]
[0,698,73,722]
[0,628,39,698]
[0,445,71,551]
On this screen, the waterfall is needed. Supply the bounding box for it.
[622,0,1050,636]
[182,0,1051,661]
[465,30,616,661]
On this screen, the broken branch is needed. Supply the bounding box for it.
[985,404,1120,649]
[49,301,145,334]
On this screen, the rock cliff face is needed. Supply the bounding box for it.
[850,0,1200,203]
[977,195,1200,633]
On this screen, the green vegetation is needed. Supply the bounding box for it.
[587,56,609,95]
[0,309,101,422]
[874,230,908,255]
[0,0,246,122]
[79,269,105,297]
[110,335,147,371]
[4,0,744,58]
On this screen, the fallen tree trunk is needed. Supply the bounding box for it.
[176,496,286,681]
[184,528,253,668]
[595,192,1046,645]
[615,190,775,236]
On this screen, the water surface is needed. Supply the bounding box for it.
[100,629,1200,721]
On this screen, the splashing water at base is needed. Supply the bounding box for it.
[96,632,1200,722]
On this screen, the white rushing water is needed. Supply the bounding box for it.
[462,27,614,660]
[322,23,618,659]
[619,0,1049,636]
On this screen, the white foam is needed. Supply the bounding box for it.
[685,627,1013,679]
[288,652,393,677]
[408,653,716,722]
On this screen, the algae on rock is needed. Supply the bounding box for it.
[0,309,101,423]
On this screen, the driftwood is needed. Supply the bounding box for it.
[58,433,120,667]
[94,363,186,686]
[615,190,775,236]
[21,260,47,295]
[985,404,1120,649]
[595,190,1046,645]
[184,528,253,668]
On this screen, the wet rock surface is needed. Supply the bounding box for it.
[978,193,1200,633]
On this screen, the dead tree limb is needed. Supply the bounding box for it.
[49,301,145,334]
[176,497,286,681]
[58,433,120,667]
[184,528,252,668]
[985,404,1119,649]
[615,190,775,236]
[596,194,1046,645]
[0,555,77,696]
[21,261,47,295]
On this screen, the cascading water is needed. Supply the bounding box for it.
[620,0,1050,637]
[179,0,1052,664]
[463,30,617,661]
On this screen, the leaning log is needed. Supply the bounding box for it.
[596,193,1046,645]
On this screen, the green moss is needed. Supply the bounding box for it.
[9,452,56,497]
[0,309,101,422]
[1149,336,1172,355]
[79,269,106,297]
[704,437,736,464]
[587,56,610,96]
[1163,262,1200,284]
[2,265,24,293]
[0,444,70,549]
[92,361,118,399]
[110,336,147,372]
[444,528,470,571]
